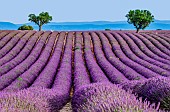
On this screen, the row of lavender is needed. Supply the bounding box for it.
[0,30,170,111]
[1,31,169,84]
[73,31,170,111]
[1,30,169,83]
[72,31,169,111]
[72,32,158,111]
[0,31,73,111]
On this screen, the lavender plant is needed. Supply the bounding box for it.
[72,83,159,112]
[0,87,70,111]
[134,76,170,111]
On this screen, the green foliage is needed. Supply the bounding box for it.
[28,12,52,31]
[18,24,33,30]
[126,9,154,33]
[17,77,22,81]
[105,29,111,31]
[134,76,140,80]
[74,47,80,51]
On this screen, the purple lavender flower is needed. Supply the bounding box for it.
[0,87,70,111]
[134,76,170,111]
[72,83,158,112]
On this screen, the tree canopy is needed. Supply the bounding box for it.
[126,9,154,33]
[28,12,52,31]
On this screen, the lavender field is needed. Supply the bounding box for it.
[0,30,170,112]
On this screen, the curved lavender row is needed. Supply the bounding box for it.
[164,34,170,36]
[165,34,170,41]
[90,32,129,84]
[0,31,10,41]
[141,33,170,56]
[31,32,66,88]
[50,32,73,107]
[147,33,170,50]
[136,76,170,111]
[120,79,145,93]
[0,31,17,42]
[52,32,73,90]
[82,32,110,83]
[0,31,26,59]
[121,76,170,111]
[125,32,170,65]
[3,32,58,92]
[0,31,44,75]
[154,33,170,44]
[160,34,170,43]
[0,31,36,66]
[73,32,91,91]
[0,87,71,111]
[153,32,170,44]
[113,32,170,76]
[133,33,170,61]
[104,32,159,78]
[154,30,170,34]
[144,31,170,40]
[120,33,170,71]
[96,32,146,80]
[0,31,19,50]
[72,83,158,112]
[0,32,51,90]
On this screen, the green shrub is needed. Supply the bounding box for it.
[105,29,111,31]
[18,24,34,30]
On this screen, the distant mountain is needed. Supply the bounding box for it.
[0,22,18,30]
[1,20,170,30]
[154,20,170,24]
[23,21,124,26]
[40,23,134,31]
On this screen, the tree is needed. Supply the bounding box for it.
[126,9,154,33]
[18,24,33,30]
[28,12,52,31]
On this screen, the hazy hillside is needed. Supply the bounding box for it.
[1,20,170,30]
[0,22,18,30]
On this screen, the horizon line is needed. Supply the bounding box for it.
[1,19,170,24]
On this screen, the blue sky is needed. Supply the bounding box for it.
[1,0,169,24]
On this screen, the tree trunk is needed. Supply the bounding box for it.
[39,25,42,31]
[136,28,140,33]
